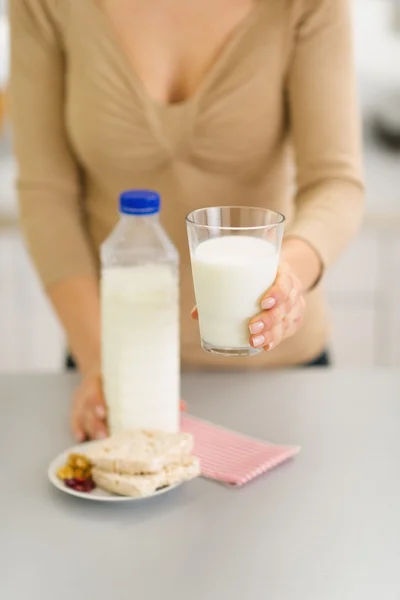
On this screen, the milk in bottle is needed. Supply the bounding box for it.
[101,190,179,434]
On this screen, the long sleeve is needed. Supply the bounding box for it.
[10,0,97,288]
[286,0,364,268]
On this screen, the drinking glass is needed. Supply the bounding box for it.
[186,206,285,357]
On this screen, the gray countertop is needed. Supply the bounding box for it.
[1,370,400,600]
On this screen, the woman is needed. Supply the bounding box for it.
[10,0,364,440]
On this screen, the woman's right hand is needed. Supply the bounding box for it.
[71,372,108,442]
[71,373,188,442]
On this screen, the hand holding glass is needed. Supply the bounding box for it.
[186,207,285,357]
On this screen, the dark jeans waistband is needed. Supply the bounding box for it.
[65,350,331,371]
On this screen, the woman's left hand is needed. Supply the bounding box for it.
[248,262,306,352]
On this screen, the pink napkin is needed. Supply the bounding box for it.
[181,414,300,486]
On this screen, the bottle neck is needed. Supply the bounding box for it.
[121,213,159,223]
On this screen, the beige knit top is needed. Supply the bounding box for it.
[10,0,364,369]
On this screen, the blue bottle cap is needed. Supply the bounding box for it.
[119,190,161,215]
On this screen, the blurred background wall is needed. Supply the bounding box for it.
[0,0,399,371]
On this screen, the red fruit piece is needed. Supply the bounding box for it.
[82,478,96,492]
[64,477,95,493]
[64,478,78,489]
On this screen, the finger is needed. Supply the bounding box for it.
[249,302,288,336]
[71,390,86,442]
[83,407,108,440]
[266,321,285,349]
[93,398,107,421]
[71,408,86,443]
[276,297,306,344]
[261,271,294,310]
[250,281,303,334]
[283,315,302,341]
[85,376,105,409]
[85,379,107,421]
[249,328,273,350]
[190,307,198,320]
[283,298,306,339]
[82,391,108,439]
[250,319,285,351]
[250,293,306,348]
[289,295,306,323]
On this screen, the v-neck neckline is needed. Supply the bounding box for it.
[92,1,265,112]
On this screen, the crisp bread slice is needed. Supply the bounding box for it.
[86,430,194,475]
[92,456,200,497]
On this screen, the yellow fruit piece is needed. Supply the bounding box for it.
[75,457,89,469]
[67,453,91,470]
[57,454,92,481]
[67,454,80,468]
[57,465,74,481]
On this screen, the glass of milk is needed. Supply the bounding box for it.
[186,206,285,357]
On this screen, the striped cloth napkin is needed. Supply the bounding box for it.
[181,414,300,486]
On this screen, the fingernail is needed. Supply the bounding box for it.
[96,431,107,440]
[252,334,265,347]
[76,432,85,443]
[95,405,105,419]
[266,342,274,351]
[249,321,264,335]
[262,298,276,310]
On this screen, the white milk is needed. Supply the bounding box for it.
[191,236,278,349]
[101,264,180,434]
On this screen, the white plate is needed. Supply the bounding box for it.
[47,441,181,502]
